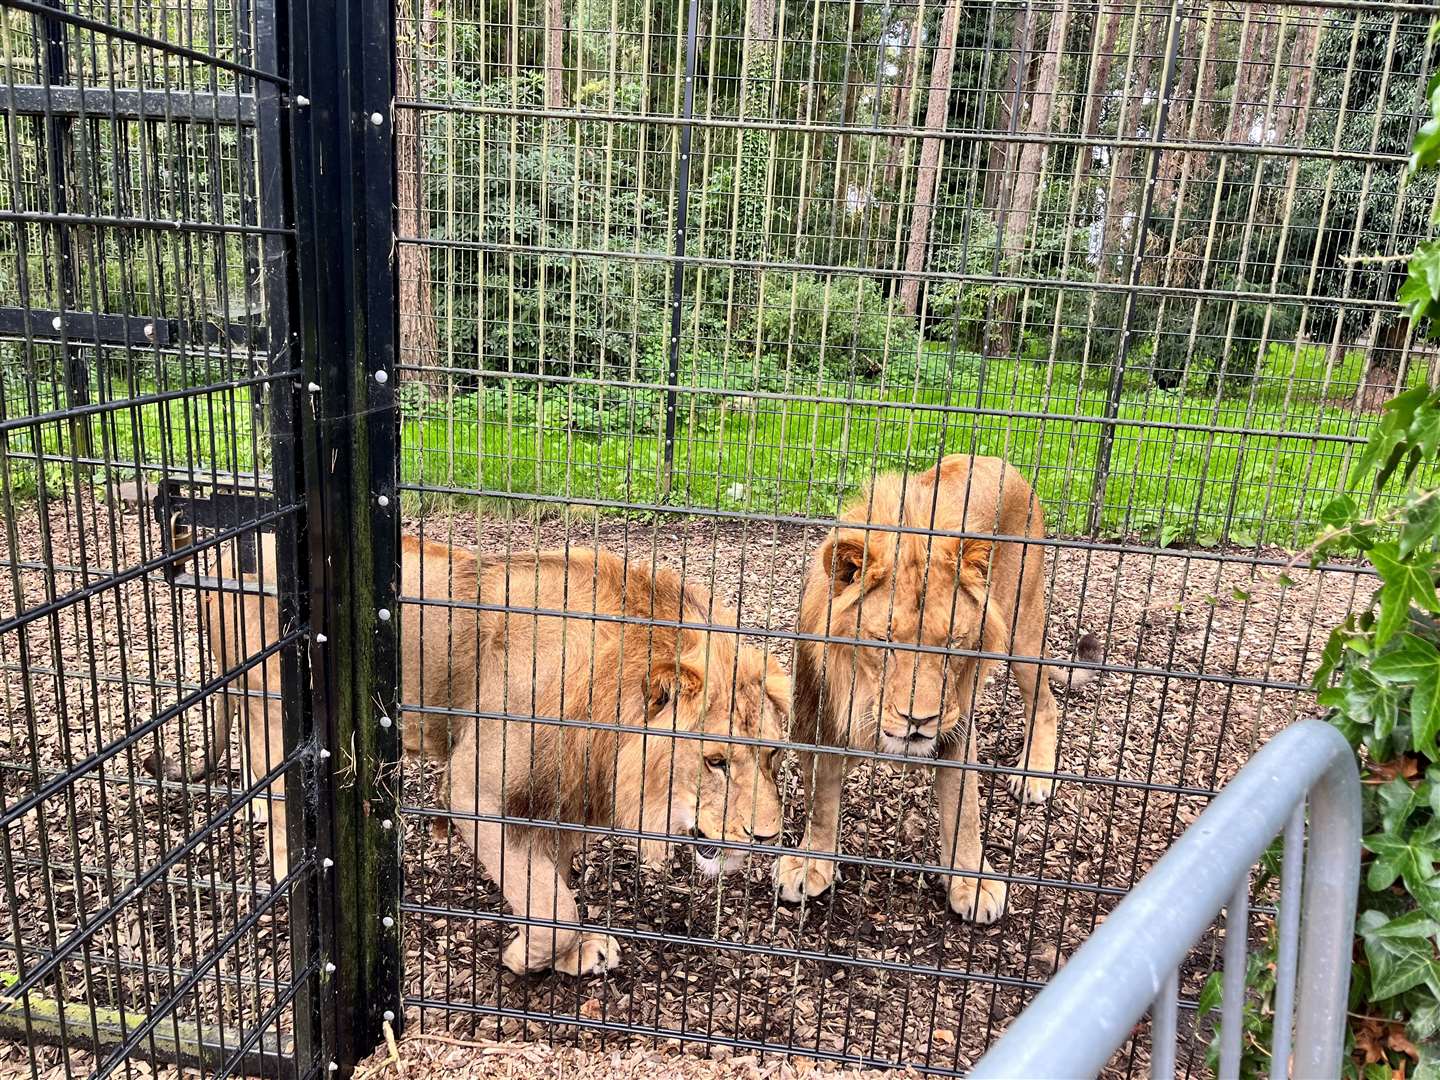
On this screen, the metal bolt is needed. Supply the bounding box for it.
[373,369,389,384]
[379,715,392,729]
[50,316,62,331]
[370,111,384,126]
[322,857,334,869]
[307,382,321,393]
[382,916,395,929]
[383,1010,396,1022]
[378,608,391,622]
[325,962,336,974]
[295,95,310,107]
[377,494,390,508]
[382,818,393,830]
[143,322,156,340]
[320,748,331,760]
[315,632,327,643]
[328,1064,338,1074]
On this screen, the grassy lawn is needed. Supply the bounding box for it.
[0,344,1390,549]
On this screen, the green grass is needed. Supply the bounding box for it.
[0,344,1394,549]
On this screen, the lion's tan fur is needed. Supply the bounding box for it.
[776,454,1083,924]
[170,533,787,975]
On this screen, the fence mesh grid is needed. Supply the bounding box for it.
[0,0,320,1076]
[0,0,1430,1075]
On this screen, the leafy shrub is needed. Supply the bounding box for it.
[754,273,920,381]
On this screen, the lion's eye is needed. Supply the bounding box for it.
[705,754,728,772]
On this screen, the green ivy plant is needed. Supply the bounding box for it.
[1199,33,1440,1078]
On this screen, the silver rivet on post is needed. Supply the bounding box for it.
[379,715,392,729]
[295,95,310,106]
[377,494,390,508]
[328,1064,338,1074]
[370,111,384,126]
[315,632,327,643]
[50,316,62,331]
[382,916,395,928]
[383,1010,396,1022]
[373,369,388,384]
[382,818,393,830]
[377,608,391,622]
[319,748,331,760]
[325,962,336,974]
[323,857,334,869]
[307,382,321,393]
[143,323,156,340]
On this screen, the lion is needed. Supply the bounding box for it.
[772,454,1096,924]
[153,530,789,976]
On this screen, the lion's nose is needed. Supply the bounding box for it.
[898,710,941,735]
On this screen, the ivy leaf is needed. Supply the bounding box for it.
[1417,1039,1440,1080]
[1409,995,1440,1043]
[1413,873,1440,924]
[1403,494,1440,558]
[1371,544,1440,615]
[1364,818,1440,894]
[1360,909,1440,1001]
[1323,493,1360,529]
[1380,776,1432,832]
[1371,633,1440,756]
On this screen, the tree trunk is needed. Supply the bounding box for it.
[884,13,921,193]
[1155,16,1201,210]
[733,0,776,319]
[396,10,439,384]
[546,0,566,110]
[1276,18,1318,144]
[1001,3,1066,257]
[1074,6,1121,192]
[990,1,1067,353]
[833,3,867,228]
[899,0,962,317]
[984,13,1034,211]
[1101,15,1159,275]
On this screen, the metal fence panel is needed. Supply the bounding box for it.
[0,0,325,1074]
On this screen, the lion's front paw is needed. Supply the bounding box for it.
[948,861,1007,924]
[553,933,622,977]
[773,853,837,903]
[1007,769,1057,806]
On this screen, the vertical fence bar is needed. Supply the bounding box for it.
[36,0,87,459]
[1085,0,1184,535]
[660,0,699,497]
[1270,804,1305,1076]
[286,0,401,1068]
[1148,969,1179,1080]
[1218,874,1251,1080]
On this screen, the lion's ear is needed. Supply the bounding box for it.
[647,659,704,719]
[821,529,874,588]
[958,538,992,589]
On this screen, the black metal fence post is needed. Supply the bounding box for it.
[36,0,87,460]
[661,0,699,497]
[286,0,402,1070]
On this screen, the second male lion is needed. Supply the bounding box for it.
[773,455,1094,923]
[156,532,788,976]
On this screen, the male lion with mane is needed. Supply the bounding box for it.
[773,455,1095,923]
[153,532,788,977]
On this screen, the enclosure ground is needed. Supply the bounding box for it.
[0,492,1360,1075]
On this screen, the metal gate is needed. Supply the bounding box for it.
[0,0,1431,1076]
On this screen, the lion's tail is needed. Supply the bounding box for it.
[1047,632,1102,691]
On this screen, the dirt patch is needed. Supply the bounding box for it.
[0,492,1361,1077]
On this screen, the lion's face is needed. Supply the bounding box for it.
[805,526,993,759]
[642,643,788,877]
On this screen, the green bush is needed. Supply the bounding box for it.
[754,273,920,381]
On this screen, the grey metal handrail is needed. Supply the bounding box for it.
[971,718,1361,1079]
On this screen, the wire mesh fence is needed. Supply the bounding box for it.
[0,0,1430,1075]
